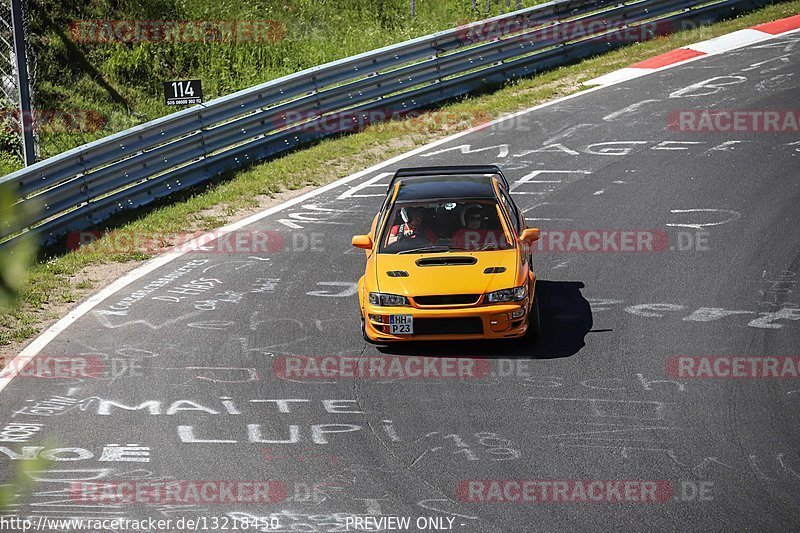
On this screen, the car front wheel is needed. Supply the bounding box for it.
[361,314,381,345]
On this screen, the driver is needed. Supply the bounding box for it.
[387,207,437,245]
[451,204,507,250]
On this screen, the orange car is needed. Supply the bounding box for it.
[352,165,541,343]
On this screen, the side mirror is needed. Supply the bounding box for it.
[352,235,373,250]
[520,228,541,243]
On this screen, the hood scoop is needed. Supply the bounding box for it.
[415,256,478,267]
[386,270,409,277]
[484,266,507,274]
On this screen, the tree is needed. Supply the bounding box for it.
[0,456,51,512]
[0,185,36,310]
[0,185,43,513]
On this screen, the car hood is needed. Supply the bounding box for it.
[375,250,519,296]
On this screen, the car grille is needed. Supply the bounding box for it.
[413,317,484,335]
[414,294,482,306]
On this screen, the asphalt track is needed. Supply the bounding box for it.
[1,30,799,533]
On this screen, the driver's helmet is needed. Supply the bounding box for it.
[401,206,426,223]
[460,203,484,226]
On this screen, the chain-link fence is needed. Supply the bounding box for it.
[0,0,37,164]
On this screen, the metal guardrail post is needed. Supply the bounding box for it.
[10,0,34,166]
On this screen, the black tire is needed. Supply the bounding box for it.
[361,314,381,345]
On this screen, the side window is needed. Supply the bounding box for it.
[498,188,520,234]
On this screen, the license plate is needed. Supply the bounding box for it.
[389,315,414,335]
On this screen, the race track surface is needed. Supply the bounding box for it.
[1,30,799,532]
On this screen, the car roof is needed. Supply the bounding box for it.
[394,175,498,202]
[388,165,510,192]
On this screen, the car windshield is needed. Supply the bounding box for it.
[378,200,513,254]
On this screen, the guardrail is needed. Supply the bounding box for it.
[0,0,773,248]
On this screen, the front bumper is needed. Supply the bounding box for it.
[362,299,529,342]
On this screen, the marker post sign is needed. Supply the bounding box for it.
[164,80,203,106]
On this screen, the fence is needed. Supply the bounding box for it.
[0,0,774,249]
[0,0,37,163]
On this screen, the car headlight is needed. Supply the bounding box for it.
[486,286,527,303]
[369,292,409,306]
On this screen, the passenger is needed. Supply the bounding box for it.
[387,207,437,245]
[451,205,506,250]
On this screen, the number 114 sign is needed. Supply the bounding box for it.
[164,80,203,106]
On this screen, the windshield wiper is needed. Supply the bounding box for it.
[477,242,509,251]
[397,245,450,254]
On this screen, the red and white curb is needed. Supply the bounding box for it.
[585,13,800,86]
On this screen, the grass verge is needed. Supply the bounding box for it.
[15,0,542,162]
[2,1,799,354]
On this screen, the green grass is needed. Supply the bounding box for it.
[0,153,22,176]
[1,0,798,350]
[16,0,543,161]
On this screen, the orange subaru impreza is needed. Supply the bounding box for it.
[352,165,541,343]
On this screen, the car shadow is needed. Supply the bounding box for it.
[376,280,593,359]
